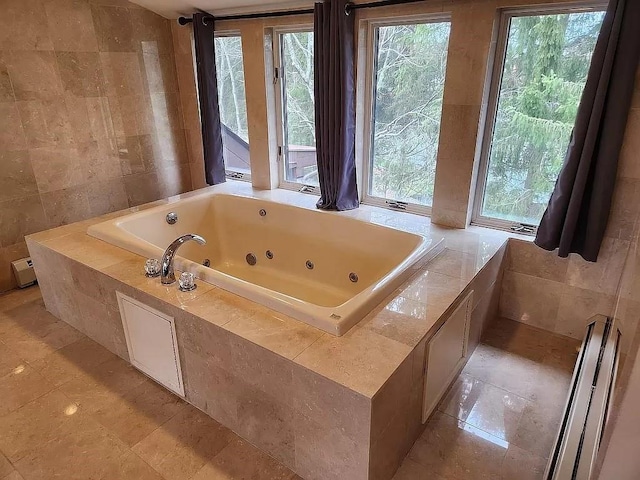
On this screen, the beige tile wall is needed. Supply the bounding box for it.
[0,0,192,292]
[594,71,640,476]
[431,0,496,227]
[171,22,207,190]
[499,65,640,348]
[596,243,640,477]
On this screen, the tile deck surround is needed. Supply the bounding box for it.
[0,288,577,480]
[22,184,533,479]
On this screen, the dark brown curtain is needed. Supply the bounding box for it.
[193,13,226,185]
[535,0,640,261]
[314,0,359,210]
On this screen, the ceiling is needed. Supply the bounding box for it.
[129,0,315,19]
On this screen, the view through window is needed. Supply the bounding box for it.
[215,35,250,175]
[368,20,451,207]
[479,10,605,225]
[279,31,318,186]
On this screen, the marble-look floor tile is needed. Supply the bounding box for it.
[408,411,508,480]
[58,356,150,412]
[30,339,116,387]
[31,344,106,387]
[511,400,564,459]
[0,0,53,51]
[47,336,116,370]
[0,452,13,478]
[0,343,25,378]
[501,444,547,480]
[13,414,129,480]
[1,331,70,363]
[2,471,25,480]
[0,298,59,337]
[132,405,236,480]
[462,344,544,400]
[0,310,85,361]
[0,287,41,313]
[439,374,527,442]
[0,390,87,462]
[391,458,449,480]
[98,451,164,480]
[192,437,295,480]
[0,363,55,417]
[91,379,185,447]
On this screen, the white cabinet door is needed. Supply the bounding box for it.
[117,292,185,397]
[422,291,473,422]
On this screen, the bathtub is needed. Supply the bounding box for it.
[88,186,444,335]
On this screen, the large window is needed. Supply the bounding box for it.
[275,30,318,189]
[474,8,605,229]
[215,34,250,179]
[365,19,451,211]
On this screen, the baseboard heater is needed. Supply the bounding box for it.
[545,315,620,480]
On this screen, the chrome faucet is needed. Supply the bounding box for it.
[161,234,206,285]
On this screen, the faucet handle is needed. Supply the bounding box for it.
[144,258,161,277]
[178,272,197,292]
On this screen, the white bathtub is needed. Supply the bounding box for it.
[88,186,444,335]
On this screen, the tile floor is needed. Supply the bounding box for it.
[0,286,578,480]
[396,315,580,480]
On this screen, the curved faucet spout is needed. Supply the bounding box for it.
[161,234,206,285]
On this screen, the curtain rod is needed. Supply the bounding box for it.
[177,0,431,24]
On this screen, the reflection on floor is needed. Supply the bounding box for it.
[0,287,578,480]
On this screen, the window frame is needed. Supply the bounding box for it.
[272,26,320,195]
[471,2,607,233]
[214,30,252,183]
[360,13,451,216]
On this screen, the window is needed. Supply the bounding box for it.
[365,18,451,211]
[215,34,251,179]
[275,30,318,190]
[474,8,605,229]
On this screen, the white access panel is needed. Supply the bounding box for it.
[423,290,473,423]
[117,292,185,397]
